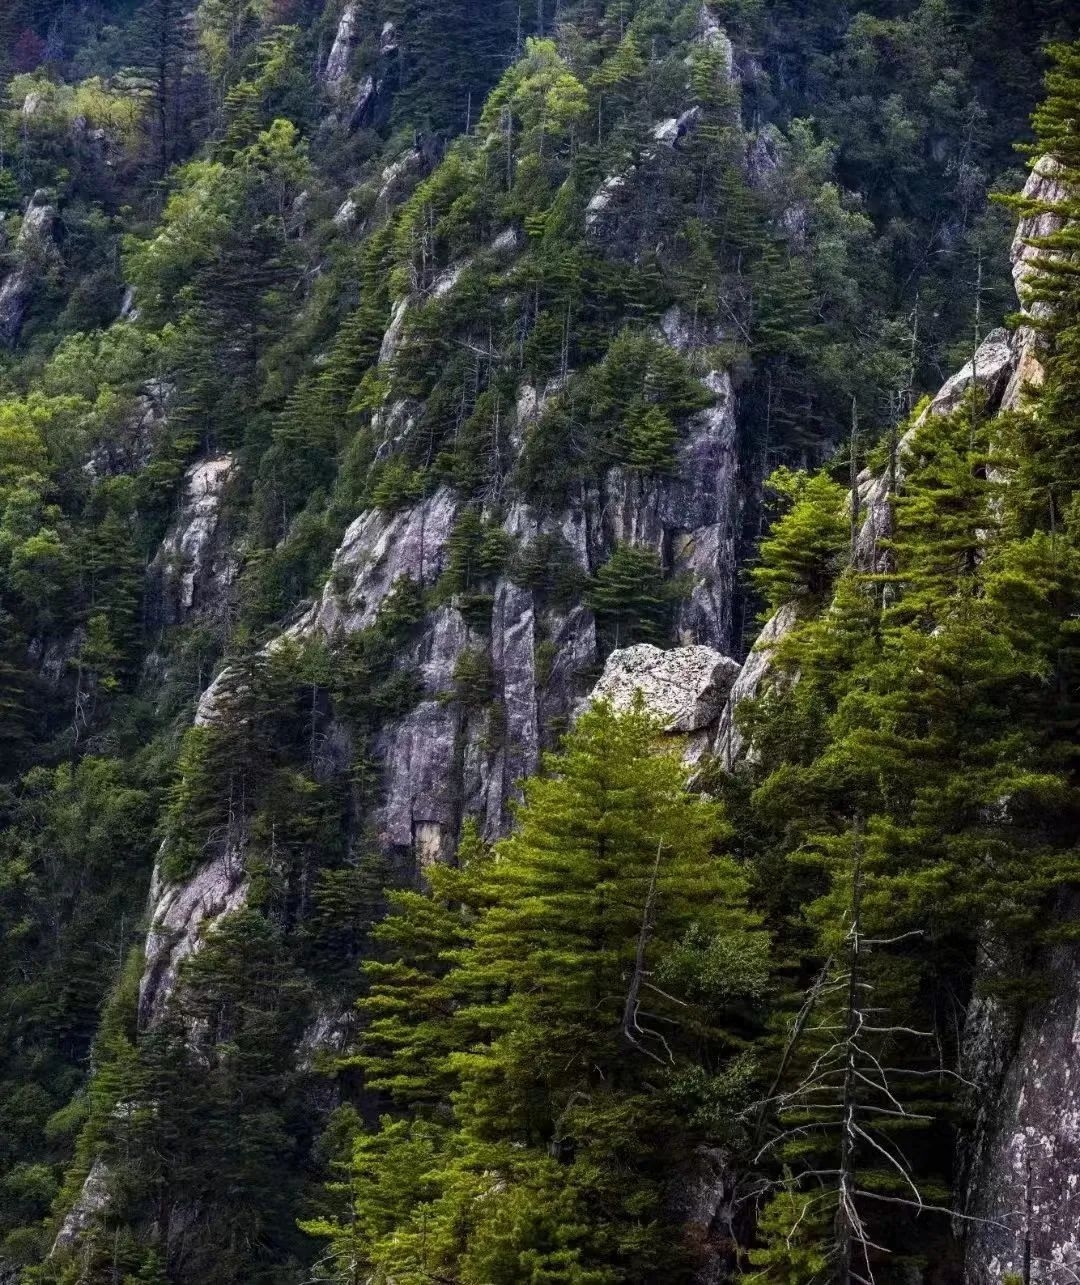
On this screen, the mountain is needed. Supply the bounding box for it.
[0,2,1078,1282]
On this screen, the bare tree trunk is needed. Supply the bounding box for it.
[836,819,864,1285]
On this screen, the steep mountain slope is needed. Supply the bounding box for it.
[0,2,1078,1282]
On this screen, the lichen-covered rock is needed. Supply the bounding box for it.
[148,454,236,626]
[592,643,739,734]
[51,1158,111,1254]
[323,1,358,91]
[138,844,248,1028]
[963,920,1080,1281]
[0,191,58,347]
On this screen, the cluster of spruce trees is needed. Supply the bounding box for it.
[293,46,1080,1282]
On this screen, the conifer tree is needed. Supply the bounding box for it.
[311,702,770,1282]
[587,545,682,647]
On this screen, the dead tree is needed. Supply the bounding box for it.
[753,819,938,1285]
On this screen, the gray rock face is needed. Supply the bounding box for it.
[855,153,1060,581]
[745,124,783,187]
[332,195,359,229]
[696,3,736,81]
[84,379,171,479]
[138,151,746,1027]
[585,172,630,231]
[121,81,753,1236]
[375,149,424,215]
[824,153,1080,1275]
[478,578,541,837]
[298,1004,354,1072]
[601,315,740,653]
[148,454,236,627]
[27,627,85,690]
[138,843,248,1028]
[375,605,470,864]
[712,602,798,768]
[1011,155,1069,305]
[591,643,739,734]
[350,74,379,128]
[924,326,1016,419]
[667,1146,739,1284]
[1002,155,1068,412]
[0,192,58,347]
[963,920,1080,1281]
[671,368,740,649]
[304,486,458,635]
[855,328,1018,569]
[51,1159,111,1254]
[323,1,358,92]
[585,13,734,241]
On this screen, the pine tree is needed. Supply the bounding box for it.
[0,608,31,766]
[623,400,677,473]
[352,820,492,1107]
[587,545,682,647]
[313,702,769,1282]
[751,468,849,614]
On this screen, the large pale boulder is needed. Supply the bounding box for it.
[592,643,740,734]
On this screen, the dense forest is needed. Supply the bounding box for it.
[0,1,1079,1282]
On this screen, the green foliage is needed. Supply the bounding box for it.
[751,467,849,613]
[368,454,426,511]
[312,702,769,1281]
[1,6,1078,1283]
[0,758,156,1262]
[747,1184,831,1283]
[733,158,1080,1267]
[587,544,685,647]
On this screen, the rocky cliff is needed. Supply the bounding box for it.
[0,188,57,347]
[130,4,752,1037]
[25,3,1080,1278]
